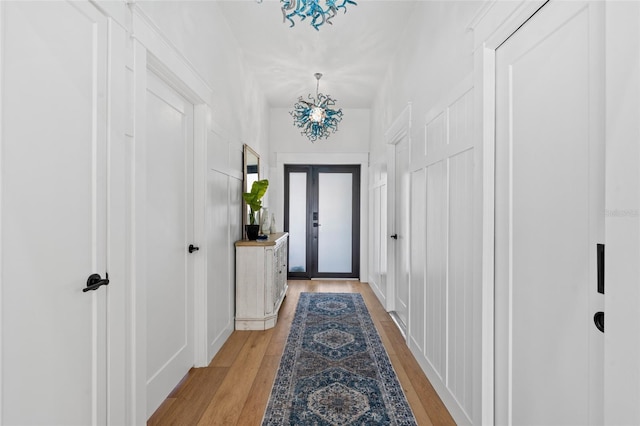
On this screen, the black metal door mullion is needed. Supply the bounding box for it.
[307,166,316,278]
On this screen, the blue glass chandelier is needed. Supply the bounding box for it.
[283,0,357,30]
[257,0,357,31]
[291,73,343,142]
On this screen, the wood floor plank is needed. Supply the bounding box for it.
[197,330,274,425]
[264,296,295,358]
[387,325,456,425]
[377,320,399,356]
[148,280,454,426]
[150,367,229,425]
[389,353,434,426]
[236,354,281,425]
[208,330,251,368]
[147,398,177,426]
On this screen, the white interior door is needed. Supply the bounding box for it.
[145,70,195,418]
[495,1,604,424]
[0,1,109,424]
[393,135,410,333]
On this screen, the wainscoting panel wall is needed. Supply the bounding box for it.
[447,148,474,415]
[409,168,426,352]
[425,160,447,379]
[368,160,388,305]
[426,112,446,157]
[206,137,242,362]
[206,171,234,359]
[408,85,475,424]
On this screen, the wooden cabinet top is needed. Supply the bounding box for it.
[235,232,288,247]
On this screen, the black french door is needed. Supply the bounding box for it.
[284,164,360,279]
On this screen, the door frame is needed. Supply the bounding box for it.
[602,3,640,424]
[131,10,211,424]
[0,2,127,423]
[468,1,548,424]
[462,2,640,424]
[384,103,412,320]
[284,164,361,279]
[275,153,369,281]
[492,1,604,423]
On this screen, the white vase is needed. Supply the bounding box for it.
[270,213,276,234]
[260,208,270,235]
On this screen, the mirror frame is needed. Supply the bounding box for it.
[243,144,260,234]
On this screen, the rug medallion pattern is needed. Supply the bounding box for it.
[262,293,417,425]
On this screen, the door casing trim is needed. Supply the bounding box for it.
[275,152,369,281]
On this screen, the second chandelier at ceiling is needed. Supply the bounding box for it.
[291,73,343,143]
[257,0,357,31]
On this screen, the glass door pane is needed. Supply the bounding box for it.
[317,172,352,273]
[288,172,307,273]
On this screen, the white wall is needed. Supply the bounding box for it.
[134,1,270,367]
[268,107,370,278]
[95,2,272,421]
[370,2,478,163]
[369,2,482,424]
[369,159,388,305]
[135,1,270,154]
[370,1,640,425]
[604,2,640,424]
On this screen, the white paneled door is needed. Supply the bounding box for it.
[1,2,110,424]
[144,70,195,418]
[495,1,604,424]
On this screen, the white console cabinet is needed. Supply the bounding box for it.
[235,232,288,330]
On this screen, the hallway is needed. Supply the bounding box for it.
[1,1,639,424]
[148,280,454,425]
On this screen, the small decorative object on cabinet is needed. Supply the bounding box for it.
[235,232,288,330]
[270,213,276,234]
[260,207,270,235]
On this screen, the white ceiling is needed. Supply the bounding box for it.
[216,0,418,108]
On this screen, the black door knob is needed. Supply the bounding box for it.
[390,234,398,239]
[188,244,200,253]
[594,311,604,333]
[83,273,109,292]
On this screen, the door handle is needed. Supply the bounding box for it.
[313,223,321,227]
[597,243,604,294]
[188,244,200,253]
[390,234,398,239]
[594,311,604,333]
[83,273,109,292]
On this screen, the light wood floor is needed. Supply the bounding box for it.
[148,280,455,425]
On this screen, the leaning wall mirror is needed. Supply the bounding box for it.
[243,144,260,234]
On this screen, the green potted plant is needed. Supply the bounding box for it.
[243,179,269,240]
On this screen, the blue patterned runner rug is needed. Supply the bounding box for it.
[262,292,417,425]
